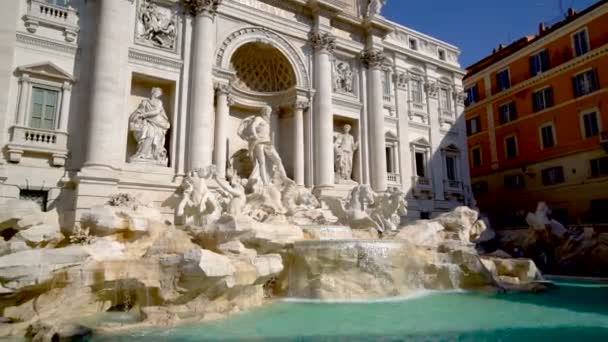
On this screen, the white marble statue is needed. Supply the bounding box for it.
[137,0,177,49]
[334,124,359,182]
[334,61,353,93]
[175,166,221,225]
[237,106,288,188]
[129,87,170,165]
[324,184,406,233]
[213,171,247,216]
[366,0,387,17]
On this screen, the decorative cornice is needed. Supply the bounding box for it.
[294,100,310,110]
[128,48,183,70]
[308,31,336,53]
[360,49,387,69]
[215,82,231,95]
[16,32,78,55]
[183,0,223,17]
[464,43,608,111]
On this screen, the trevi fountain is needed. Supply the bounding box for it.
[0,0,606,341]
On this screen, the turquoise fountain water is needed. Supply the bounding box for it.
[92,279,608,341]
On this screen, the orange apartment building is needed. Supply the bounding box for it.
[464,0,608,227]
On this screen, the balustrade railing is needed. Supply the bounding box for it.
[24,0,79,42]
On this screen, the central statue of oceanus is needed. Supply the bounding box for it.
[237,105,287,188]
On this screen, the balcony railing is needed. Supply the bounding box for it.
[7,126,68,166]
[24,0,79,42]
[444,179,464,197]
[387,173,400,183]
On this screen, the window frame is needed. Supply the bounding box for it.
[539,122,556,149]
[498,101,517,125]
[438,48,446,61]
[409,37,418,51]
[532,86,553,112]
[29,84,61,130]
[529,49,550,77]
[580,108,601,139]
[466,116,481,136]
[504,173,525,190]
[410,77,424,104]
[504,134,518,160]
[572,68,599,98]
[590,157,608,179]
[464,84,479,106]
[541,166,565,186]
[495,68,511,92]
[572,27,590,57]
[470,145,482,168]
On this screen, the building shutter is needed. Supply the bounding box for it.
[541,50,550,71]
[529,56,536,77]
[546,87,554,107]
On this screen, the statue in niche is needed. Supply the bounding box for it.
[137,0,177,49]
[237,105,288,188]
[129,87,170,165]
[366,0,387,17]
[334,124,359,182]
[334,61,354,93]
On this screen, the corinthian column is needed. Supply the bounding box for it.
[293,100,308,186]
[84,0,131,168]
[214,83,231,178]
[309,31,335,189]
[184,0,222,170]
[361,49,388,192]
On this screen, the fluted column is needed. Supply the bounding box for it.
[84,0,130,168]
[293,100,308,186]
[184,0,222,170]
[362,49,388,192]
[309,31,335,189]
[213,83,231,178]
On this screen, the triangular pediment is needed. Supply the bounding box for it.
[411,137,430,147]
[17,62,74,82]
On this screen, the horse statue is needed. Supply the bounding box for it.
[369,187,407,232]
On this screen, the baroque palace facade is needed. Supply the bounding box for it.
[0,0,471,222]
[464,0,608,226]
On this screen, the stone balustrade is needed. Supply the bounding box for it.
[7,126,69,166]
[24,0,79,42]
[387,173,400,184]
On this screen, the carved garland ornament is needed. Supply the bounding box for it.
[216,27,310,88]
[182,0,223,16]
[424,80,439,98]
[393,72,409,90]
[360,49,387,69]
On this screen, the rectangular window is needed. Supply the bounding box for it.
[46,0,70,6]
[411,79,423,103]
[498,102,517,125]
[465,85,479,106]
[572,69,599,98]
[504,174,525,189]
[582,111,600,138]
[409,38,418,50]
[542,166,565,186]
[471,146,482,168]
[382,71,391,97]
[532,87,553,112]
[540,124,555,149]
[496,69,511,92]
[438,49,446,61]
[573,29,589,57]
[505,136,517,159]
[415,152,425,177]
[590,157,608,178]
[466,117,481,136]
[529,49,550,76]
[30,87,59,130]
[386,146,394,173]
[445,155,457,181]
[440,88,451,110]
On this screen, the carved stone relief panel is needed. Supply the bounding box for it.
[135,0,178,51]
[333,58,356,95]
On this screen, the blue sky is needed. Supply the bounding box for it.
[383,0,599,68]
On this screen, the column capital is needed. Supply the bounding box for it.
[309,31,336,54]
[62,81,73,91]
[294,100,310,110]
[360,49,387,69]
[215,82,231,95]
[183,0,223,17]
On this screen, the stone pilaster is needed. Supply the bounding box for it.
[309,31,336,189]
[394,71,412,192]
[213,82,231,178]
[185,0,222,170]
[293,100,309,186]
[361,49,388,192]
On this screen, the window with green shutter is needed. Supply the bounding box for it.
[29,87,59,130]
